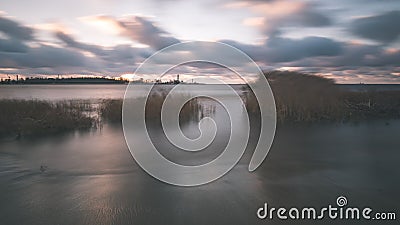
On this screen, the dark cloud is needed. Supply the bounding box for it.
[136,16,180,48]
[0,20,154,75]
[285,43,400,69]
[0,44,87,68]
[350,10,400,43]
[328,44,400,67]
[55,31,106,56]
[0,16,34,58]
[0,16,34,40]
[221,36,400,82]
[295,7,332,27]
[0,38,29,53]
[55,31,152,69]
[265,36,342,62]
[222,36,342,63]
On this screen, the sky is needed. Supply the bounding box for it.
[0,0,399,83]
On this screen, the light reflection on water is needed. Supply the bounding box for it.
[0,84,247,100]
[0,85,399,224]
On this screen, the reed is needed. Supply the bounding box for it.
[0,99,95,138]
[99,99,123,123]
[99,91,204,124]
[245,71,400,123]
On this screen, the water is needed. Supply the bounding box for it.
[338,84,400,92]
[0,85,399,224]
[0,84,246,100]
[0,84,127,100]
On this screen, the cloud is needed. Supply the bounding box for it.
[235,0,332,36]
[0,38,29,53]
[264,36,342,62]
[294,6,332,27]
[0,44,86,69]
[55,31,106,56]
[0,17,86,72]
[327,44,400,67]
[283,43,400,71]
[0,15,34,55]
[0,16,34,40]
[0,10,399,83]
[55,31,152,67]
[222,35,342,63]
[87,15,180,50]
[350,11,400,43]
[221,35,400,83]
[0,15,157,76]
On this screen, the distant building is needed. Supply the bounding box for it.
[155,74,181,85]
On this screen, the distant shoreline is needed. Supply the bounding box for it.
[2,82,400,85]
[2,78,400,86]
[0,77,128,85]
[2,80,400,92]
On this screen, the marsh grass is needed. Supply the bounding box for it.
[0,99,96,138]
[99,99,123,123]
[101,74,400,126]
[99,90,205,125]
[245,71,400,123]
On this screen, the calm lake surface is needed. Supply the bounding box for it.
[0,85,399,225]
[0,84,127,100]
[0,84,246,100]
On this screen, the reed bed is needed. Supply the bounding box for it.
[0,99,95,138]
[245,71,400,123]
[99,90,204,124]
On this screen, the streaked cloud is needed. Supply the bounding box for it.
[233,0,332,36]
[86,15,180,50]
[350,10,400,43]
[0,15,34,40]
